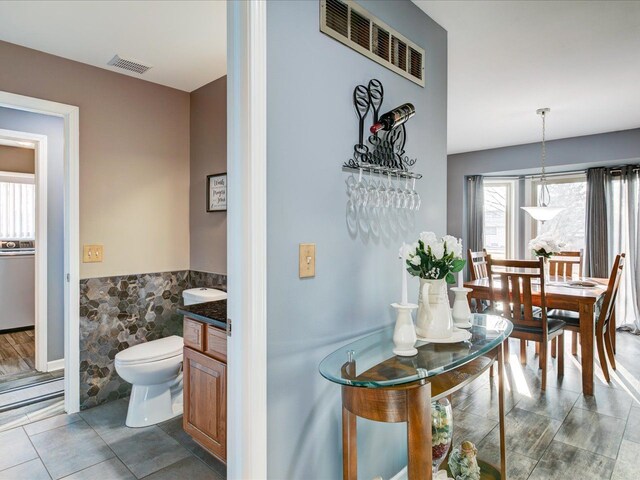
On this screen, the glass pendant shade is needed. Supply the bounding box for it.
[521,205,564,222]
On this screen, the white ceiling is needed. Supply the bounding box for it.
[0,0,226,92]
[414,1,640,154]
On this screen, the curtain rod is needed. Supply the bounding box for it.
[478,164,640,180]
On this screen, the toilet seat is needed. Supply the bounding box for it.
[115,335,183,366]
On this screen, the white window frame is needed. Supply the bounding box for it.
[483,179,517,259]
[529,173,587,247]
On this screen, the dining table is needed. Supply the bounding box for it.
[464,276,608,396]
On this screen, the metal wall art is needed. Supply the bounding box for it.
[344,79,421,180]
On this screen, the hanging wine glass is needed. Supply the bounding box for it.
[432,398,453,476]
[385,173,396,208]
[393,174,404,209]
[346,174,359,206]
[357,175,369,208]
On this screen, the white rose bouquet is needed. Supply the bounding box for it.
[528,232,565,259]
[399,232,465,284]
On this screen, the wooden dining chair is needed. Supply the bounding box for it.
[547,254,625,383]
[468,248,489,281]
[487,255,565,391]
[549,250,583,278]
[467,249,489,315]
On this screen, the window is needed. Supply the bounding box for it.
[483,181,516,259]
[530,174,586,254]
[0,172,35,239]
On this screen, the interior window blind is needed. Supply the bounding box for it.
[0,181,36,239]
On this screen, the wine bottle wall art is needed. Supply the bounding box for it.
[344,79,421,180]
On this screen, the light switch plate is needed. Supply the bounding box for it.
[299,243,316,278]
[83,244,104,263]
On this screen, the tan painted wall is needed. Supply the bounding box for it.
[189,76,227,274]
[0,144,35,173]
[0,40,190,278]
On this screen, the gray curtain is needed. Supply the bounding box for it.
[610,166,640,333]
[465,175,484,279]
[585,168,610,277]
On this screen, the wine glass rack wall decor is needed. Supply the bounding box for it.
[344,79,422,180]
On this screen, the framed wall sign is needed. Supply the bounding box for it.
[207,173,227,212]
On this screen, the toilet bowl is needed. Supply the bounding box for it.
[115,335,184,428]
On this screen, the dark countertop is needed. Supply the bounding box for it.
[178,300,227,330]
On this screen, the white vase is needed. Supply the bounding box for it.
[391,303,418,356]
[416,278,454,340]
[450,287,473,326]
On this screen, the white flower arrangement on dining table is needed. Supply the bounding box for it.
[399,232,465,284]
[528,232,566,259]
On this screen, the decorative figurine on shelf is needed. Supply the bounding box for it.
[448,440,482,480]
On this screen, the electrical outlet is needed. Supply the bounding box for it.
[83,244,104,263]
[299,243,316,278]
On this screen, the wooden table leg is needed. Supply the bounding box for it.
[579,301,595,396]
[342,405,357,480]
[497,343,507,479]
[407,382,432,479]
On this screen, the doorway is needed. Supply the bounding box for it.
[0,92,80,414]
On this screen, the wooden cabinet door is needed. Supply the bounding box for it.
[205,325,227,363]
[183,318,205,351]
[183,347,226,462]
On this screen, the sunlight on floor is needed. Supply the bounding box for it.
[506,354,532,398]
[610,363,640,404]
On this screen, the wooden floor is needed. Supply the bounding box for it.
[0,329,35,377]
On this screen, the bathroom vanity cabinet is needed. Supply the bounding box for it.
[182,316,227,463]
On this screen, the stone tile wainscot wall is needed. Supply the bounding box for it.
[79,270,226,410]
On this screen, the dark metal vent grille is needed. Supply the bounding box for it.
[325,0,348,37]
[320,0,425,87]
[373,25,390,62]
[349,9,370,50]
[107,55,152,75]
[409,47,423,81]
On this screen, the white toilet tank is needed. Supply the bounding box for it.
[182,287,227,306]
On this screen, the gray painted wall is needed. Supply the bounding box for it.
[266,1,447,478]
[448,128,640,250]
[190,76,227,275]
[0,106,64,361]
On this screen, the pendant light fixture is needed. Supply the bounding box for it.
[521,108,564,223]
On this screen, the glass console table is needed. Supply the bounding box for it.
[319,314,513,480]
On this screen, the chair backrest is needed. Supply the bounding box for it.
[597,253,625,330]
[549,250,583,278]
[468,249,489,281]
[487,256,548,333]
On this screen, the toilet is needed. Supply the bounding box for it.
[115,287,227,427]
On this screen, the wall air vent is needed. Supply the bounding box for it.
[320,0,425,87]
[107,55,152,75]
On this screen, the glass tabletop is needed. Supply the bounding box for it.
[318,314,512,388]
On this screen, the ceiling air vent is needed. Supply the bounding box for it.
[320,0,425,87]
[107,55,152,75]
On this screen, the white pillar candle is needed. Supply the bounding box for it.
[457,270,463,288]
[401,260,408,305]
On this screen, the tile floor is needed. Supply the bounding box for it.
[0,397,226,479]
[453,331,640,480]
[0,332,638,479]
[0,329,35,377]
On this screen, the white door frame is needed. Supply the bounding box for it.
[0,129,48,372]
[227,1,268,478]
[0,91,80,414]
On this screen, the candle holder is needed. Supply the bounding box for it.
[391,302,418,356]
[450,287,474,328]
